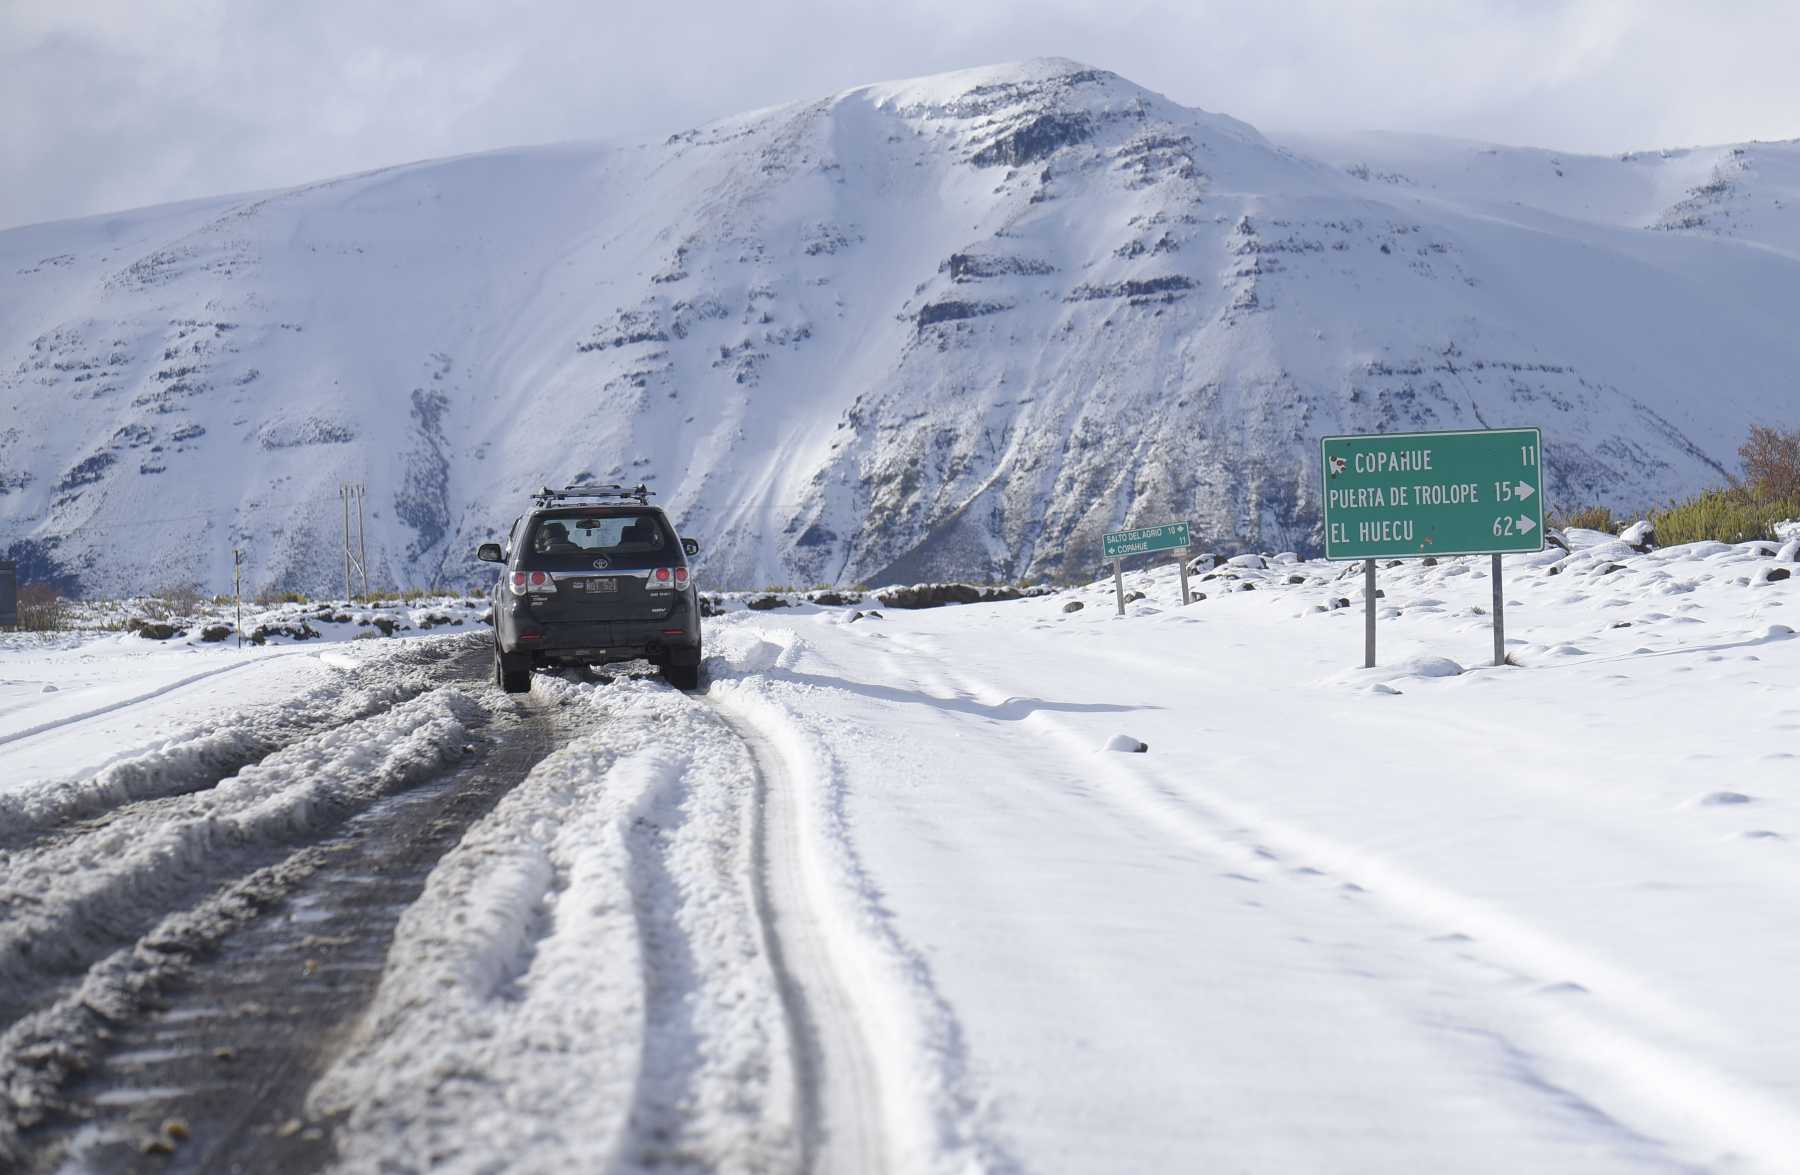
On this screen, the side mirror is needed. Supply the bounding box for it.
[682,538,700,557]
[476,543,504,563]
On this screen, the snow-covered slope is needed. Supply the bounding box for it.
[4,58,1799,594]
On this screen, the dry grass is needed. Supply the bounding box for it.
[13,584,71,632]
[1550,505,1618,533]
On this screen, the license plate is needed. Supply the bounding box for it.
[580,577,617,594]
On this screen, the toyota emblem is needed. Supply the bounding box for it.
[592,557,610,569]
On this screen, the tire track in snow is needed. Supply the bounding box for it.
[0,643,492,1050]
[18,682,567,1175]
[707,633,1021,1175]
[0,651,315,751]
[0,634,483,853]
[313,672,801,1175]
[897,639,1800,1173]
[710,700,872,1175]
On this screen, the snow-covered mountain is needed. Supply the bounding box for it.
[4,57,1799,594]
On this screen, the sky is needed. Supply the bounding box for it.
[4,0,1799,231]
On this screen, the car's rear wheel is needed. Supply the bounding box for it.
[494,644,532,694]
[662,661,700,691]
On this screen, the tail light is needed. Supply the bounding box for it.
[674,567,689,587]
[649,567,673,591]
[509,571,556,596]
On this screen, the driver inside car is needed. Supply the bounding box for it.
[535,521,578,553]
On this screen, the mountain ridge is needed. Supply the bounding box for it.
[3,57,1798,594]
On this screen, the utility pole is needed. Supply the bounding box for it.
[340,482,368,604]
[234,548,244,648]
[355,485,369,601]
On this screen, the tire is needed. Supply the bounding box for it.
[494,644,532,694]
[662,661,700,691]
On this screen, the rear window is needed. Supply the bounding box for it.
[521,509,675,567]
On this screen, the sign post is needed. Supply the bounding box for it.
[1102,523,1193,617]
[1321,428,1543,667]
[1364,558,1376,668]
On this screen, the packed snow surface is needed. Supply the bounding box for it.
[5,535,1799,1171]
[5,58,1800,593]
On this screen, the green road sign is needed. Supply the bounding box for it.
[1103,522,1191,560]
[1321,428,1544,560]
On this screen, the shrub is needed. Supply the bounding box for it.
[365,588,445,603]
[1652,487,1800,546]
[1740,424,1800,503]
[1551,506,1617,533]
[138,582,205,620]
[14,583,69,632]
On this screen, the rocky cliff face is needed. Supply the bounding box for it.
[3,58,1798,594]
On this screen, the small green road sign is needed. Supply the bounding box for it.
[1103,522,1191,560]
[1321,428,1544,560]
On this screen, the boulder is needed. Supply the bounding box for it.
[1062,600,1085,613]
[875,583,1024,610]
[199,624,232,642]
[247,621,321,645]
[747,595,791,611]
[136,622,179,641]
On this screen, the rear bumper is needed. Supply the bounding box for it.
[496,600,700,665]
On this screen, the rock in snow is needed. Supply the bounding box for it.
[1399,655,1465,678]
[1101,734,1149,753]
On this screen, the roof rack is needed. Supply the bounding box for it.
[532,482,654,507]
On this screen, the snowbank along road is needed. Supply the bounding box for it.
[5,528,1800,1172]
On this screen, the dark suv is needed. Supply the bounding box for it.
[478,484,703,693]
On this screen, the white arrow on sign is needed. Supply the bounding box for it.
[1517,515,1536,534]
[1514,481,1535,501]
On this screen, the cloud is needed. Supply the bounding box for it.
[3,0,1798,230]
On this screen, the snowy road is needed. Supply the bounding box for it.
[4,535,1800,1173]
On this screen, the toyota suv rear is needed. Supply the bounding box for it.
[478,484,703,692]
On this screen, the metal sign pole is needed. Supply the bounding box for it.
[1177,548,1191,606]
[1364,558,1377,668]
[355,483,369,602]
[1114,559,1125,617]
[340,485,353,604]
[234,549,243,649]
[1492,553,1505,666]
